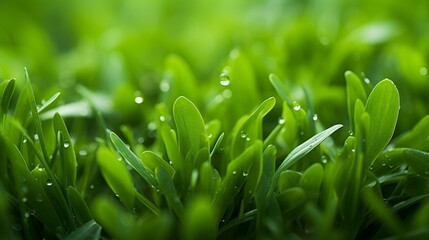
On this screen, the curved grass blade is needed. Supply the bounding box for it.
[110,132,158,188]
[63,220,101,240]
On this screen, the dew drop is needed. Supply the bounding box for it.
[278,117,285,125]
[159,115,166,122]
[134,96,144,104]
[293,102,301,111]
[25,212,30,218]
[348,130,353,136]
[382,163,386,167]
[208,134,213,139]
[312,114,318,121]
[22,197,28,203]
[232,171,237,175]
[147,122,157,131]
[242,170,249,177]
[364,77,371,84]
[240,131,247,139]
[23,139,27,144]
[89,184,95,190]
[219,72,230,86]
[63,141,70,148]
[246,137,251,142]
[322,158,328,164]
[46,180,53,187]
[351,149,356,153]
[34,134,39,141]
[79,150,88,156]
[233,186,239,191]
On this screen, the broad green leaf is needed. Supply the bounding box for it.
[110,132,158,188]
[365,79,400,162]
[299,163,324,200]
[163,54,198,105]
[140,151,175,178]
[173,96,209,169]
[277,187,306,214]
[394,115,429,149]
[96,146,135,210]
[345,71,367,133]
[403,148,429,175]
[67,186,92,225]
[214,141,262,217]
[278,170,302,191]
[92,198,136,240]
[231,97,275,158]
[53,113,77,186]
[160,125,184,176]
[197,161,221,198]
[63,220,101,240]
[182,198,217,240]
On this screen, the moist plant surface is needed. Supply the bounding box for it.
[1,0,429,239]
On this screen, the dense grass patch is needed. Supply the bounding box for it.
[1,0,429,239]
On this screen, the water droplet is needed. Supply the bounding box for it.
[233,186,239,191]
[278,118,285,125]
[214,94,224,103]
[137,137,145,144]
[348,130,353,136]
[46,180,53,186]
[25,212,30,218]
[134,96,144,104]
[404,170,409,175]
[322,158,328,164]
[222,89,232,98]
[160,80,170,92]
[34,134,39,141]
[23,139,27,144]
[312,114,318,121]
[246,137,251,142]
[293,102,301,111]
[63,141,70,148]
[208,134,213,139]
[89,184,95,190]
[22,197,28,203]
[159,115,166,122]
[369,165,374,170]
[169,161,173,165]
[364,78,371,84]
[232,171,237,175]
[419,67,427,76]
[242,170,249,177]
[351,149,356,153]
[382,163,386,167]
[219,72,230,86]
[240,131,247,139]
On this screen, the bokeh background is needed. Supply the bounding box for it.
[1,0,428,135]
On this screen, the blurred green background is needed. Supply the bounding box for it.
[0,0,428,134]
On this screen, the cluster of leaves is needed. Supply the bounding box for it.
[1,63,429,239]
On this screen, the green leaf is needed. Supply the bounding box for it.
[277,187,306,214]
[173,96,210,169]
[278,170,302,191]
[63,220,101,240]
[365,79,400,162]
[403,148,429,175]
[110,131,158,188]
[182,198,217,240]
[394,115,429,149]
[276,124,343,174]
[269,74,292,105]
[345,71,367,133]
[299,163,324,200]
[67,186,92,225]
[155,167,184,218]
[96,145,135,210]
[37,92,61,114]
[140,151,175,178]
[53,113,77,186]
[231,97,276,159]
[0,78,15,115]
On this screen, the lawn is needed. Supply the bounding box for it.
[1,0,429,239]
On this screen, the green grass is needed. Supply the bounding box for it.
[1,0,429,239]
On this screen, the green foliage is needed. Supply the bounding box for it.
[2,0,429,239]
